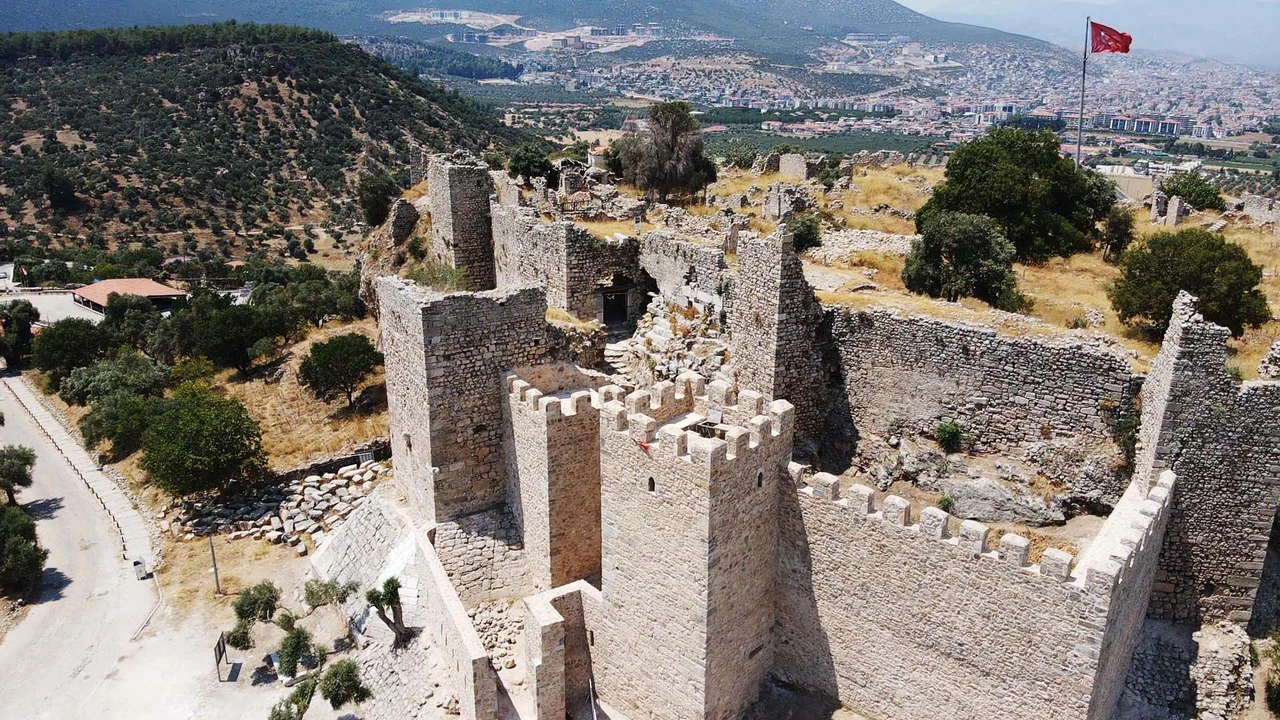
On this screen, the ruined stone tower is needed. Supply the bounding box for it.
[377,277,547,523]
[427,154,496,291]
[728,231,824,442]
[594,376,795,720]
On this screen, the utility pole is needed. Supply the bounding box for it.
[208,535,223,595]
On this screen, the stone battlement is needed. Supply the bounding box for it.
[602,393,794,473]
[802,469,1175,597]
[505,376,595,423]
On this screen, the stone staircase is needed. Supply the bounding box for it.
[603,341,634,381]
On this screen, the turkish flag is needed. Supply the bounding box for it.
[1091,21,1132,54]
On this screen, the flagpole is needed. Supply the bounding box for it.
[1076,16,1090,166]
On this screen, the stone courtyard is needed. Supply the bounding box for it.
[304,149,1280,720]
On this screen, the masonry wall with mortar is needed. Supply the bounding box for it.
[521,580,601,720]
[1133,292,1280,624]
[377,277,548,523]
[503,375,602,592]
[427,155,496,291]
[492,202,642,322]
[773,468,1175,720]
[638,231,728,317]
[728,231,825,441]
[595,378,794,720]
[415,529,499,720]
[824,306,1139,457]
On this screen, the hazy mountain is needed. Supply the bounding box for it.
[0,0,1051,57]
[900,0,1280,67]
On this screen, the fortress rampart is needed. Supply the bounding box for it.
[775,469,1176,720]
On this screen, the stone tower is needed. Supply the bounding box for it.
[427,154,496,291]
[594,376,795,720]
[728,230,824,442]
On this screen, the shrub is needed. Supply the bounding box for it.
[0,504,47,594]
[507,144,557,186]
[0,445,36,506]
[1267,677,1280,715]
[786,212,823,253]
[406,259,468,291]
[233,581,281,622]
[80,391,167,457]
[936,496,955,513]
[225,617,254,651]
[319,659,372,709]
[356,174,398,227]
[32,317,116,388]
[298,334,384,409]
[1108,228,1270,337]
[140,385,265,496]
[277,626,314,678]
[917,128,1114,261]
[59,349,170,406]
[936,422,964,454]
[304,578,358,609]
[1100,205,1136,262]
[903,211,1023,311]
[1159,172,1225,211]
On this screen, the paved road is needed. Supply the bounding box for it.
[0,382,158,720]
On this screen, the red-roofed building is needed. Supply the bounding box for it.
[72,278,187,314]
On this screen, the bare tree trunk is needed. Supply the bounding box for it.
[373,604,409,645]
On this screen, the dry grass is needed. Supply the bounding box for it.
[1016,252,1158,368]
[546,307,602,331]
[576,218,640,239]
[402,180,430,203]
[220,319,389,470]
[709,172,780,198]
[160,534,309,614]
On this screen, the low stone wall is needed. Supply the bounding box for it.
[773,468,1175,720]
[804,228,918,261]
[416,528,499,720]
[824,306,1137,456]
[520,580,600,720]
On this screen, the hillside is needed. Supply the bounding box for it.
[0,23,530,243]
[2,0,1050,56]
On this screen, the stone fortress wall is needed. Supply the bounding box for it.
[774,467,1176,720]
[594,375,795,720]
[1133,293,1280,624]
[427,153,497,291]
[503,369,602,593]
[824,306,1138,454]
[355,151,1280,720]
[376,277,548,523]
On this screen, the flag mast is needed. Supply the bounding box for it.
[1076,16,1090,166]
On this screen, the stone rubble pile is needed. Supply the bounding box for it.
[160,461,391,553]
[608,296,728,386]
[804,228,920,262]
[469,600,525,672]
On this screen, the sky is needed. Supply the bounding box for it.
[894,0,1280,66]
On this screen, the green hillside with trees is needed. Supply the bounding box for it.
[0,23,530,245]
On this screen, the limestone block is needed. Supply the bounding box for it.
[812,472,840,500]
[919,507,949,538]
[882,495,912,526]
[846,484,874,515]
[1040,548,1074,581]
[999,534,1031,567]
[958,520,989,554]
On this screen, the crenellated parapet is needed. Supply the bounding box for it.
[776,469,1177,720]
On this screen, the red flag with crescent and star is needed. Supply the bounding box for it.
[1090,21,1132,54]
